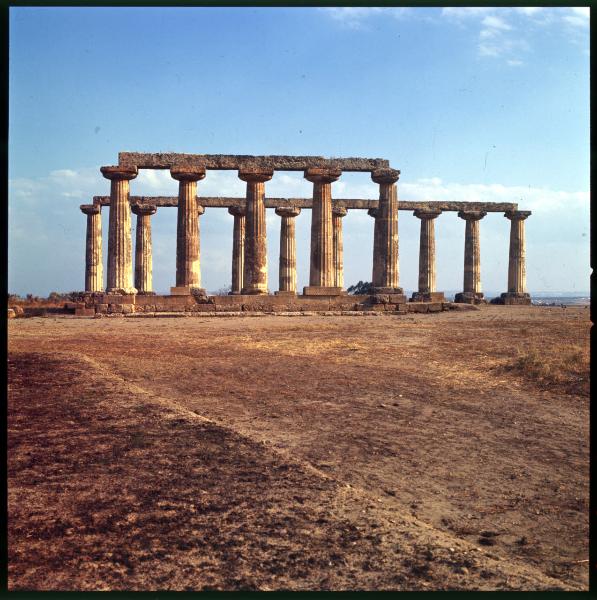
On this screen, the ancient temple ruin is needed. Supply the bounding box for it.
[79,153,531,314]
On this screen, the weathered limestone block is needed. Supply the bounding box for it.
[371,169,402,293]
[228,206,246,294]
[240,169,273,295]
[80,204,103,292]
[275,206,301,294]
[131,204,157,294]
[101,165,138,294]
[171,167,206,294]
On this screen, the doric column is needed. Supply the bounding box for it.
[411,209,444,302]
[80,204,103,292]
[170,167,206,294]
[371,168,402,293]
[304,167,343,295]
[332,206,347,289]
[455,211,487,304]
[131,205,157,294]
[275,207,301,294]
[228,206,245,294]
[239,169,273,295]
[499,210,532,304]
[368,207,381,287]
[101,165,138,294]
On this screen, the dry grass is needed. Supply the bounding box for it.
[504,345,589,395]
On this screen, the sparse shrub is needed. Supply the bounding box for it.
[347,281,373,295]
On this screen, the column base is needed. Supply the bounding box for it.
[275,290,297,296]
[372,286,404,294]
[170,286,206,296]
[303,286,346,296]
[492,292,532,305]
[228,291,243,295]
[136,291,157,296]
[241,287,269,295]
[410,291,445,302]
[454,291,486,305]
[107,287,137,295]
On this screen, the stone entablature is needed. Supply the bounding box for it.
[93,196,519,213]
[79,153,531,306]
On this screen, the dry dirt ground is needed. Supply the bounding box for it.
[7,305,590,591]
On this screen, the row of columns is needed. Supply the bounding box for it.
[83,166,530,301]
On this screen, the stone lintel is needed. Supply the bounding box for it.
[303,286,346,296]
[119,152,390,172]
[92,196,520,213]
[80,204,101,215]
[131,204,157,216]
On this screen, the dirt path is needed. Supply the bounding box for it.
[8,306,589,590]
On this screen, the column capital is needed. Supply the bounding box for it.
[131,204,157,216]
[332,206,348,218]
[101,165,138,181]
[371,168,400,184]
[368,208,379,218]
[414,208,442,220]
[170,166,206,182]
[80,204,101,215]
[275,206,301,218]
[304,167,341,184]
[228,206,246,217]
[458,210,487,221]
[505,210,531,221]
[197,205,205,216]
[238,168,273,183]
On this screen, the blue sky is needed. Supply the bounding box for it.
[9,6,590,296]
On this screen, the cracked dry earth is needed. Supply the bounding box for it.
[8,305,589,590]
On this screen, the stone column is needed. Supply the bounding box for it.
[170,167,206,295]
[371,169,403,294]
[228,206,246,294]
[304,167,343,295]
[239,169,273,295]
[411,209,444,302]
[332,206,347,289]
[499,210,532,304]
[275,207,301,295]
[101,165,138,295]
[80,204,103,292]
[455,211,487,304]
[368,208,381,288]
[131,205,157,294]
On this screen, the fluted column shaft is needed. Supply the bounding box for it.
[240,169,273,295]
[371,169,401,290]
[80,204,103,292]
[458,211,487,294]
[305,168,341,287]
[101,166,138,294]
[414,209,441,294]
[228,206,246,294]
[171,167,206,289]
[276,207,301,293]
[506,211,531,294]
[332,207,347,289]
[132,205,157,294]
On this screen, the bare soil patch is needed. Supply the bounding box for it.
[7,305,589,590]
